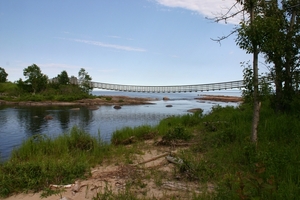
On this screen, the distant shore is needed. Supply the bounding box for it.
[0,94,242,107]
[196,95,243,103]
[0,96,156,107]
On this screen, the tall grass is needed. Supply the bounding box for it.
[178,103,300,199]
[0,127,110,197]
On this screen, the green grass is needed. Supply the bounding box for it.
[0,127,109,197]
[111,125,157,145]
[178,103,300,199]
[1,102,300,199]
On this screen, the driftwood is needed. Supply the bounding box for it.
[50,184,73,189]
[133,152,170,166]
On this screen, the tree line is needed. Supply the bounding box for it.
[0,64,93,100]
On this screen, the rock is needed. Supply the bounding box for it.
[166,105,173,107]
[72,180,81,193]
[113,105,122,109]
[163,97,170,100]
[187,108,203,113]
[44,115,53,120]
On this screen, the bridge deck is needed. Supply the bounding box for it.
[91,80,244,93]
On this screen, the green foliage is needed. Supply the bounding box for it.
[111,125,156,145]
[78,68,93,94]
[237,0,300,113]
[1,81,93,102]
[184,103,300,199]
[241,61,272,104]
[162,126,192,142]
[0,67,8,83]
[0,82,18,95]
[57,70,69,85]
[23,64,48,94]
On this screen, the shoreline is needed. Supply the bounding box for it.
[196,95,243,102]
[0,96,156,107]
[0,94,242,107]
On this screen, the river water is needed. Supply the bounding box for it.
[0,90,241,162]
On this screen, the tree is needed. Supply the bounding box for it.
[259,0,300,112]
[0,67,8,82]
[78,68,93,93]
[23,64,48,94]
[213,0,262,146]
[236,0,262,146]
[57,70,69,85]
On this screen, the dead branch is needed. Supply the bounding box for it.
[210,29,238,45]
[132,152,170,166]
[207,1,244,24]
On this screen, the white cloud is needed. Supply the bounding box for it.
[155,0,243,24]
[72,39,146,52]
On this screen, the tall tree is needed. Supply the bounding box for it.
[213,0,263,146]
[57,70,69,85]
[236,0,262,146]
[78,68,93,93]
[0,67,8,83]
[23,64,48,94]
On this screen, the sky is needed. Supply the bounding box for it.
[0,0,260,86]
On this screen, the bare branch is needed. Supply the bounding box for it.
[206,1,245,24]
[210,29,238,45]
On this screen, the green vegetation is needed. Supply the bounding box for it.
[0,127,102,197]
[1,97,299,198]
[0,67,8,83]
[0,64,94,102]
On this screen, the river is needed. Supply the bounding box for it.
[0,90,241,162]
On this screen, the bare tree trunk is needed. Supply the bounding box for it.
[250,2,260,147]
[252,46,260,146]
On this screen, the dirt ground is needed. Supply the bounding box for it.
[3,140,213,200]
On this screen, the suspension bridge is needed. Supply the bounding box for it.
[90,80,246,93]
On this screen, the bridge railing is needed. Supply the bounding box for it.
[90,80,245,93]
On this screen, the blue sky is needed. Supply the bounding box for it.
[0,0,260,86]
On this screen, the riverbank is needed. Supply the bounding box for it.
[3,139,202,200]
[1,101,300,199]
[196,95,243,102]
[0,94,242,107]
[0,96,156,107]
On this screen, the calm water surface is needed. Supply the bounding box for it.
[0,90,241,161]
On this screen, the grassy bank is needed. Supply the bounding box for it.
[1,102,300,199]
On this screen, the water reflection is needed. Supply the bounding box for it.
[0,94,239,161]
